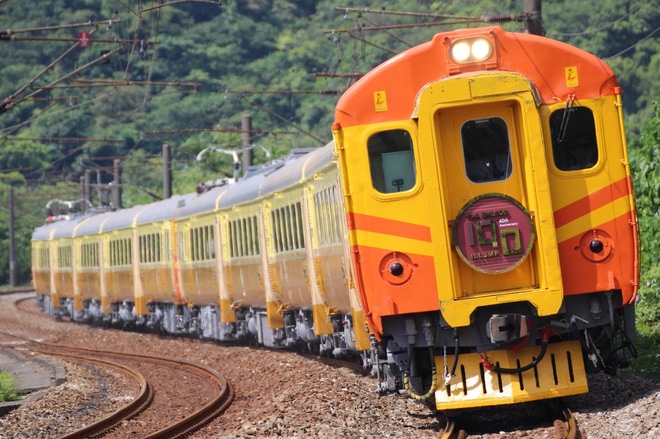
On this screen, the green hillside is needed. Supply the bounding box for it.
[0,0,657,285]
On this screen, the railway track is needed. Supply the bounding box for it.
[5,292,591,438]
[0,324,234,438]
[0,286,34,296]
[438,404,582,439]
[34,342,234,438]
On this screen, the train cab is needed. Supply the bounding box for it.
[333,26,638,409]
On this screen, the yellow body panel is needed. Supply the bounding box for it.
[104,269,134,302]
[135,295,147,316]
[336,73,565,331]
[176,213,219,305]
[435,341,588,409]
[312,303,333,335]
[351,308,371,351]
[418,74,564,327]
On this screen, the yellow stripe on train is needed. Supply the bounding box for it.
[351,229,434,256]
[555,196,632,243]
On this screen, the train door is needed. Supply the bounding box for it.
[416,74,564,328]
[438,104,536,293]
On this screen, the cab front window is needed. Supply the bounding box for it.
[367,129,416,194]
[549,106,598,171]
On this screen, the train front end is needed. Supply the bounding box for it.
[333,26,638,410]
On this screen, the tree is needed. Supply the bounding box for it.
[630,101,660,267]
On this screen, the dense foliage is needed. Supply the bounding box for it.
[0,0,658,291]
[631,101,660,329]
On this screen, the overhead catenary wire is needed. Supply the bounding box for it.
[605,25,660,59]
[546,4,643,37]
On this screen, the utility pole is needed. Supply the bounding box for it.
[84,169,91,210]
[8,187,16,287]
[241,114,253,176]
[163,143,172,199]
[524,0,544,36]
[112,159,122,210]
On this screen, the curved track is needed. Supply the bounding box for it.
[9,291,584,438]
[439,406,582,439]
[26,341,235,438]
[2,293,235,438]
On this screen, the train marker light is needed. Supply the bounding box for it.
[579,230,612,262]
[589,239,604,253]
[389,262,404,277]
[380,253,415,285]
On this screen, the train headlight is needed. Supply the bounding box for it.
[451,41,471,62]
[471,38,492,60]
[449,37,493,64]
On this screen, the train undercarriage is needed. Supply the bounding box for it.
[37,288,636,407]
[38,294,370,366]
[376,290,637,407]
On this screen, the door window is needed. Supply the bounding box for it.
[462,117,513,183]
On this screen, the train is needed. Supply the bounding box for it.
[32,26,639,412]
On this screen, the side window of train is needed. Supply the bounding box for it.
[462,117,513,183]
[367,129,416,193]
[549,106,598,171]
[189,225,216,261]
[57,245,72,268]
[109,238,132,267]
[271,202,305,253]
[139,233,162,264]
[229,216,260,258]
[313,186,342,246]
[39,248,50,269]
[81,242,99,268]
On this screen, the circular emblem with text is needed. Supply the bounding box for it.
[453,194,535,274]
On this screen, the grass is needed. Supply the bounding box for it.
[0,372,20,402]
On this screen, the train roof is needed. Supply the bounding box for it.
[33,145,337,235]
[135,193,196,225]
[250,144,333,200]
[335,26,618,127]
[96,204,148,232]
[173,144,334,218]
[173,184,232,218]
[32,215,90,240]
[74,210,115,236]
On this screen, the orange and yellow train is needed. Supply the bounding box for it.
[32,26,638,411]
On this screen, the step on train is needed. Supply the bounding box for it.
[32,26,639,411]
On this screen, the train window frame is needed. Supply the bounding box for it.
[313,185,342,246]
[109,237,132,267]
[81,241,99,268]
[39,247,50,270]
[177,230,188,263]
[270,201,306,254]
[549,106,599,172]
[461,117,513,183]
[138,232,163,264]
[57,244,72,269]
[229,215,260,259]
[189,224,216,262]
[367,129,417,194]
